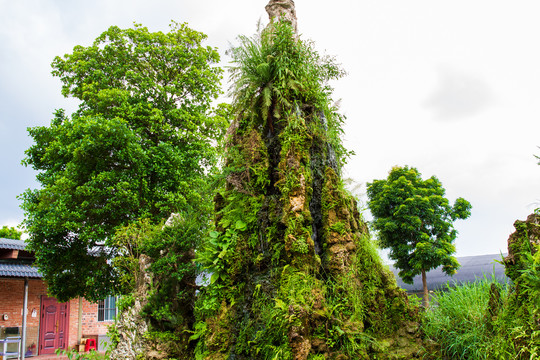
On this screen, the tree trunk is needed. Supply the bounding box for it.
[421,268,429,308]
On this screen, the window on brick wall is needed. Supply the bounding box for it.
[98,295,117,322]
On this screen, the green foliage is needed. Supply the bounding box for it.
[498,242,540,359]
[423,278,503,360]
[194,20,421,360]
[198,192,262,288]
[20,22,225,301]
[519,247,540,310]
[231,276,293,359]
[56,348,108,360]
[424,270,540,359]
[106,319,121,354]
[52,22,223,131]
[141,212,203,329]
[351,233,415,334]
[144,330,191,359]
[111,219,158,293]
[367,166,471,306]
[505,219,539,282]
[0,225,22,240]
[229,22,342,116]
[228,21,351,169]
[106,207,208,359]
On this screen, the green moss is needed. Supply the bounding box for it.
[193,21,422,360]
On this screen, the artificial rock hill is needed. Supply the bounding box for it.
[194,1,425,359]
[111,1,428,359]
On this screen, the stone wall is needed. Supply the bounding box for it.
[108,255,152,360]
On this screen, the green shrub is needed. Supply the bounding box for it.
[423,277,508,360]
[422,273,540,359]
[56,348,108,360]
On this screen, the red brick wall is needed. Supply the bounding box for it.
[64,298,111,348]
[0,278,110,351]
[80,299,111,338]
[0,278,46,355]
[0,278,46,329]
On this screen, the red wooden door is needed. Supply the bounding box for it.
[39,296,70,355]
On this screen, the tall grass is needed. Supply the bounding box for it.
[422,276,508,360]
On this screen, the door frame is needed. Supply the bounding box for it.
[39,296,70,355]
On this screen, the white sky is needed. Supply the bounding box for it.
[1,0,539,258]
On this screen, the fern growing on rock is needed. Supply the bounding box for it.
[193,2,424,359]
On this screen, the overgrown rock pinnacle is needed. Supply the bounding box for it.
[194,2,426,359]
[266,0,298,33]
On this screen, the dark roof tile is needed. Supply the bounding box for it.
[0,263,42,278]
[0,239,27,251]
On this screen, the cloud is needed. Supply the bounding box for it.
[424,67,494,121]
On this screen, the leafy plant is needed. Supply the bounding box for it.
[198,220,246,284]
[423,278,503,360]
[367,165,472,307]
[227,21,351,168]
[518,245,540,309]
[56,348,107,360]
[0,225,22,240]
[423,268,540,359]
[21,22,226,301]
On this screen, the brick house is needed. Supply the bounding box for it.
[0,238,115,358]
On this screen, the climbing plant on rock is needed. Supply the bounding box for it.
[499,213,540,357]
[193,1,424,359]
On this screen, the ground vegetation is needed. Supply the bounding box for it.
[423,212,540,359]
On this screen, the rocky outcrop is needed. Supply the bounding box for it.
[194,1,423,359]
[108,297,149,359]
[265,0,298,33]
[504,213,540,283]
[109,255,152,360]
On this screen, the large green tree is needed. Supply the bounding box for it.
[21,22,225,301]
[0,226,22,240]
[367,166,472,307]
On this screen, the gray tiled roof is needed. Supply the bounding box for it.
[0,263,42,278]
[390,253,508,292]
[0,238,27,250]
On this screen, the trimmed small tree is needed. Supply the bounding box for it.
[367,166,472,307]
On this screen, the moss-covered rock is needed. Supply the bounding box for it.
[498,213,540,357]
[193,2,425,359]
[504,213,540,283]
